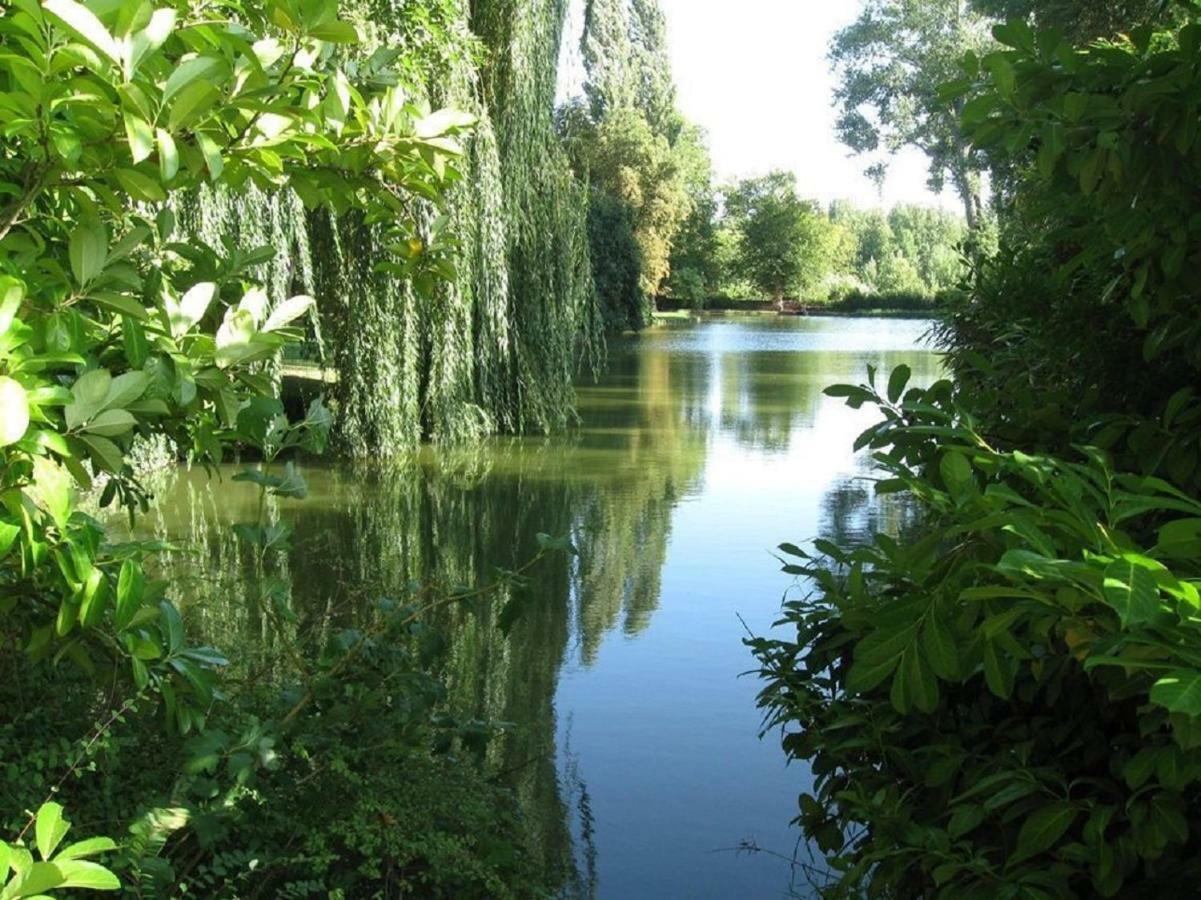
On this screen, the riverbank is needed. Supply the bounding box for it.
[652,306,939,321]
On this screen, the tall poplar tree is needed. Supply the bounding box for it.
[582,0,634,118]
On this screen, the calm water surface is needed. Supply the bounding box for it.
[139,315,941,899]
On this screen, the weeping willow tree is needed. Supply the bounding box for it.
[468,0,602,433]
[178,0,601,456]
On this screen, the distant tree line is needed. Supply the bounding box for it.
[560,0,970,324]
[664,175,970,309]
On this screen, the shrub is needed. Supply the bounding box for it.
[751,368,1201,897]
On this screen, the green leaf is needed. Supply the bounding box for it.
[164,282,216,337]
[0,520,20,559]
[940,451,972,493]
[414,108,477,138]
[1156,518,1201,560]
[65,368,111,429]
[156,128,178,181]
[35,802,68,861]
[308,20,359,42]
[0,275,25,336]
[116,559,144,630]
[947,804,985,838]
[167,80,219,131]
[8,859,67,895]
[1102,558,1160,626]
[30,457,73,528]
[123,317,149,367]
[263,294,314,331]
[847,625,916,692]
[921,613,958,680]
[69,221,107,286]
[160,600,183,653]
[983,640,1015,699]
[887,364,911,404]
[126,7,175,76]
[80,434,125,473]
[163,55,226,104]
[1151,669,1201,716]
[102,371,150,411]
[123,111,154,164]
[196,131,224,180]
[82,408,136,437]
[1013,802,1077,862]
[992,19,1035,52]
[55,858,120,890]
[54,836,116,861]
[902,649,939,713]
[113,167,167,202]
[0,376,30,447]
[43,0,121,64]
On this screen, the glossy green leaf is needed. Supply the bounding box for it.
[68,222,107,286]
[1013,802,1077,862]
[886,364,911,403]
[35,802,68,861]
[1102,558,1160,626]
[1151,669,1201,716]
[126,7,176,76]
[263,295,315,331]
[0,275,25,335]
[115,559,144,630]
[81,408,136,437]
[123,112,154,164]
[43,0,121,64]
[156,128,179,181]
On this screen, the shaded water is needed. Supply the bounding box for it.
[137,315,941,898]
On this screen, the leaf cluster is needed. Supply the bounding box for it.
[753,369,1201,897]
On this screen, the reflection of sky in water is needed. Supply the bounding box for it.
[556,317,942,899]
[128,316,942,900]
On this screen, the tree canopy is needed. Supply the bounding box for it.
[830,0,994,228]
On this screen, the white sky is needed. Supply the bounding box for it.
[560,0,958,211]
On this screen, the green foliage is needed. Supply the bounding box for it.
[560,102,689,322]
[723,172,832,303]
[940,11,1201,488]
[1,803,119,898]
[756,8,1201,899]
[826,201,968,301]
[752,373,1201,897]
[0,0,544,894]
[663,123,722,305]
[471,0,604,435]
[969,0,1180,41]
[830,0,995,227]
[567,0,697,326]
[586,191,645,329]
[0,0,464,732]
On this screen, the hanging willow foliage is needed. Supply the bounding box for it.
[176,0,601,456]
[470,0,603,433]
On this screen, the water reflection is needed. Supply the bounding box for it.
[131,315,941,898]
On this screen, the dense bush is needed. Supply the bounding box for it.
[753,10,1201,898]
[940,13,1201,484]
[753,370,1201,897]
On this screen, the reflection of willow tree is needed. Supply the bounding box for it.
[132,339,709,895]
[719,347,944,452]
[568,344,709,661]
[819,459,924,550]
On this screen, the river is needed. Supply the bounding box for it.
[135,314,941,898]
